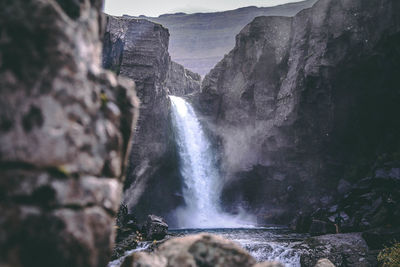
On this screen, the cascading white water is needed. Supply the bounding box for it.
[170,96,254,228]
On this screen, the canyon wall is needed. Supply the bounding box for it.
[0,0,138,266]
[102,15,201,223]
[194,0,400,224]
[131,0,318,76]
[166,61,201,96]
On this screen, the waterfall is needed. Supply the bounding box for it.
[169,96,254,228]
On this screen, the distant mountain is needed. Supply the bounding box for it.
[123,0,317,76]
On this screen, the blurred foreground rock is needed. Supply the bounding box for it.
[0,0,138,266]
[121,233,283,267]
[314,258,335,267]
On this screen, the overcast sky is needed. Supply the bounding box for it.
[104,0,308,17]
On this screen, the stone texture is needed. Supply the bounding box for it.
[143,215,168,240]
[299,233,371,267]
[112,233,139,260]
[193,0,400,224]
[338,175,399,232]
[0,170,122,212]
[102,15,179,222]
[166,61,201,96]
[314,258,335,267]
[0,0,138,266]
[362,226,400,250]
[0,204,117,267]
[102,15,201,224]
[290,158,399,236]
[121,234,283,267]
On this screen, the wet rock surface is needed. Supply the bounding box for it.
[112,206,169,260]
[362,227,400,250]
[0,0,138,266]
[290,160,400,246]
[193,0,400,224]
[121,234,283,267]
[143,215,169,241]
[298,233,373,267]
[112,233,140,260]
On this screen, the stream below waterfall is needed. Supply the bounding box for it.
[163,97,308,265]
[170,227,308,267]
[109,96,309,267]
[108,227,308,267]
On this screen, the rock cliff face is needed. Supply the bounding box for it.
[102,15,201,222]
[166,61,201,96]
[0,1,138,266]
[195,0,400,223]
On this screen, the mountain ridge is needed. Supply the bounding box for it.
[119,0,318,76]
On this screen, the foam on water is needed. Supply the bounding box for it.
[170,228,306,267]
[107,242,151,267]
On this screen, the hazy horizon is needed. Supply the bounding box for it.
[104,0,309,17]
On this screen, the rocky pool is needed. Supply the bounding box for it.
[169,227,308,266]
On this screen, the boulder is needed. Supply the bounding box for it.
[121,233,283,267]
[336,169,400,232]
[254,263,284,267]
[143,215,168,240]
[362,227,400,249]
[314,258,335,267]
[299,233,370,267]
[121,252,168,267]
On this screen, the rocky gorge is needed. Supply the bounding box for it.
[102,0,399,264]
[129,0,318,76]
[1,0,399,266]
[192,0,400,238]
[102,14,201,223]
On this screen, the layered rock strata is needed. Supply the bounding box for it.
[165,61,201,96]
[102,15,201,223]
